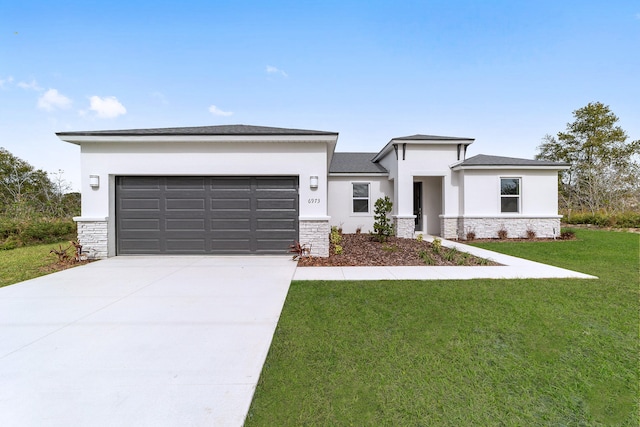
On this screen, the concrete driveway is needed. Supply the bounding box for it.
[0,256,297,427]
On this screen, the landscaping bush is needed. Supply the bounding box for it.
[0,217,76,249]
[563,211,640,228]
[372,196,394,242]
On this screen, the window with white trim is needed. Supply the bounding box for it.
[500,178,520,213]
[352,182,370,213]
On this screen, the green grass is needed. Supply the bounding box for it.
[246,229,639,426]
[0,241,70,288]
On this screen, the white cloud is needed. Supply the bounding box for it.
[151,91,169,105]
[89,95,127,118]
[0,76,14,89]
[266,65,288,78]
[18,79,42,91]
[208,105,233,117]
[37,88,72,111]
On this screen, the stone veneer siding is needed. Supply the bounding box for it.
[75,219,109,259]
[441,216,561,240]
[393,216,416,239]
[299,219,330,257]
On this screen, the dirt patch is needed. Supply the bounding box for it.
[39,259,95,275]
[297,233,499,267]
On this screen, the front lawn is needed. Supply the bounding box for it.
[0,241,79,288]
[246,229,639,426]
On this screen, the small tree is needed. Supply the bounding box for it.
[372,196,393,242]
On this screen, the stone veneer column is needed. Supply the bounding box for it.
[74,217,109,259]
[393,215,416,239]
[298,218,330,257]
[440,216,462,240]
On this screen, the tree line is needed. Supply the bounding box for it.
[0,148,79,219]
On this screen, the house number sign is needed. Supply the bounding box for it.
[307,198,321,204]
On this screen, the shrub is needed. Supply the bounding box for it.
[416,233,423,242]
[443,247,459,262]
[431,238,442,254]
[372,196,394,242]
[22,219,76,244]
[563,211,640,228]
[560,229,576,240]
[334,244,343,255]
[330,226,342,245]
[525,228,536,239]
[465,230,476,241]
[0,217,76,249]
[418,249,435,265]
[497,228,508,240]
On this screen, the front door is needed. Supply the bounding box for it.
[413,182,423,231]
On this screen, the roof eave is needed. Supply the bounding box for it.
[328,172,389,177]
[451,164,571,171]
[372,137,475,162]
[57,133,339,146]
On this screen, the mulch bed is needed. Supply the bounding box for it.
[297,233,499,267]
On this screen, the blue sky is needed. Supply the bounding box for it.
[1,0,638,190]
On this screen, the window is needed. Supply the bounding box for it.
[352,183,370,213]
[500,178,520,213]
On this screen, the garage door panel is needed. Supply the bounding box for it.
[119,239,162,253]
[256,218,297,231]
[256,198,297,210]
[119,176,161,190]
[165,219,205,231]
[211,218,251,231]
[165,198,206,211]
[255,177,297,189]
[165,177,205,189]
[210,177,252,190]
[117,176,298,255]
[165,239,206,252]
[210,239,252,252]
[210,198,251,210]
[120,198,161,211]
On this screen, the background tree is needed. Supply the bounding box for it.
[536,102,640,213]
[0,148,79,218]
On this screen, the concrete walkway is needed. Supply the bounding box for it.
[0,256,296,427]
[293,238,597,281]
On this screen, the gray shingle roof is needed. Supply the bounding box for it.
[56,124,338,137]
[459,154,570,167]
[329,153,388,174]
[393,134,474,141]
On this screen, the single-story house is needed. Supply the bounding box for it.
[57,124,569,258]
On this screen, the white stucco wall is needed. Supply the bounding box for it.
[327,175,393,233]
[382,144,460,217]
[79,140,329,216]
[461,169,559,216]
[76,139,332,256]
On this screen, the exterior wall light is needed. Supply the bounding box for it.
[89,175,100,189]
[310,175,319,189]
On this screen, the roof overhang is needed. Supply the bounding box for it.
[372,136,474,163]
[328,172,389,177]
[451,164,571,171]
[57,133,340,168]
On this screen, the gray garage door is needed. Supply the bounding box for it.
[116,176,299,255]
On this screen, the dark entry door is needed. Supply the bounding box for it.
[413,182,422,231]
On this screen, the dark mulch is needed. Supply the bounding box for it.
[297,233,498,267]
